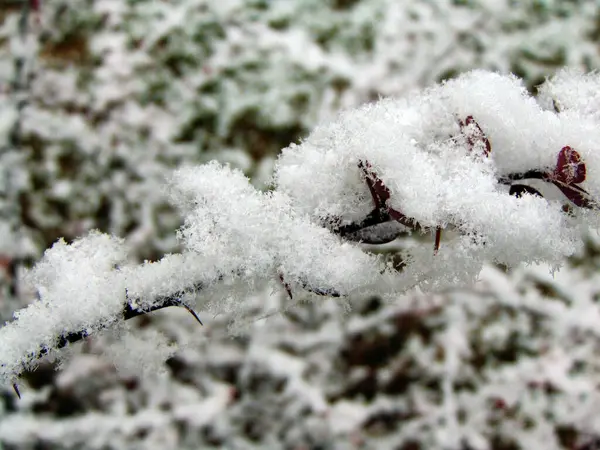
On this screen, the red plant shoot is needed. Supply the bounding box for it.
[547,146,594,209]
[459,115,491,157]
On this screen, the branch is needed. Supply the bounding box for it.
[4,70,600,398]
[8,284,206,398]
[5,234,341,396]
[49,290,205,358]
[331,141,598,250]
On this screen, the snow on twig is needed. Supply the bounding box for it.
[2,70,600,387]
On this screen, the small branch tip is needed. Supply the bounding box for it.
[183,305,203,326]
[12,383,21,399]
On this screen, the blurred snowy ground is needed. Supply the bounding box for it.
[2,1,600,448]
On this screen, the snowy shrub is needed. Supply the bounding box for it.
[1,69,600,395]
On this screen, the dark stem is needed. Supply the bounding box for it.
[10,287,204,398]
[332,161,432,244]
[499,170,546,184]
[15,269,341,387]
[333,162,593,248]
[335,208,391,237]
[29,287,204,363]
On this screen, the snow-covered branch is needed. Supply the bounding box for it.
[2,69,600,388]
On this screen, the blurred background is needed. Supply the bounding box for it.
[2,1,600,449]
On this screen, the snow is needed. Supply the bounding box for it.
[0,232,127,383]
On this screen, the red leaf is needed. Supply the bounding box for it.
[459,115,491,156]
[553,182,595,209]
[358,160,390,208]
[554,146,586,184]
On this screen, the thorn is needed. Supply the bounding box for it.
[278,273,293,300]
[12,383,21,399]
[182,305,203,326]
[434,227,442,255]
